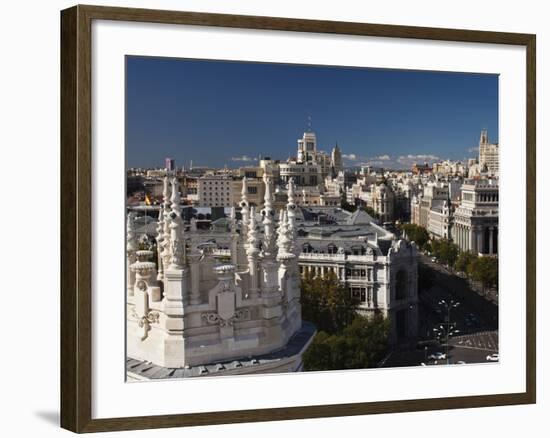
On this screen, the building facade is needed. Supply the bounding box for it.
[452,179,499,254]
[478,129,499,176]
[197,174,233,207]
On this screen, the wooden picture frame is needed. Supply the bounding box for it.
[60,4,536,433]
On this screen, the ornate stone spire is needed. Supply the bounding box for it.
[168,177,185,269]
[261,176,276,258]
[155,207,165,282]
[229,206,239,266]
[246,206,259,257]
[286,178,298,256]
[126,211,138,297]
[246,206,260,298]
[276,210,292,258]
[240,177,250,232]
[160,176,172,275]
[127,211,138,255]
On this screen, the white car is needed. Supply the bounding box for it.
[486,353,499,362]
[428,352,446,360]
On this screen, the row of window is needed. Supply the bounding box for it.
[478,193,498,202]
[350,287,378,306]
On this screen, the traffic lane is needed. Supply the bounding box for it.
[381,343,498,368]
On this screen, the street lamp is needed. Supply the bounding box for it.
[434,298,460,364]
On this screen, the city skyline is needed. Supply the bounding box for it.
[126,56,498,169]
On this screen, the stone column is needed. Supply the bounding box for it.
[469,226,475,253]
[488,226,494,254]
[477,228,484,254]
[246,206,260,299]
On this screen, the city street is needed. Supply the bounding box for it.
[381,254,499,368]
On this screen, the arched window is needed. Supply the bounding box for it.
[327,243,337,254]
[395,270,408,300]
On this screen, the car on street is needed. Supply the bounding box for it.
[486,353,499,362]
[428,352,446,360]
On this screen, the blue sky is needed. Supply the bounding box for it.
[126,56,498,170]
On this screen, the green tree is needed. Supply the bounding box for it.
[300,271,358,334]
[432,239,459,267]
[303,314,390,371]
[469,256,498,292]
[342,314,390,369]
[455,251,478,276]
[401,224,430,251]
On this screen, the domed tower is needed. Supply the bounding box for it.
[297,126,317,163]
[331,143,343,175]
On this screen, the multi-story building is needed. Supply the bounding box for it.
[427,199,453,239]
[452,179,499,254]
[197,174,233,207]
[411,181,450,229]
[230,176,265,207]
[478,129,499,176]
[164,157,175,171]
[412,162,433,175]
[371,183,395,223]
[296,208,418,342]
[432,159,467,177]
[279,130,343,186]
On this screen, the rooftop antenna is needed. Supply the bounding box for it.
[307,115,312,132]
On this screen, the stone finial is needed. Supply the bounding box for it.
[168,177,185,269]
[126,211,138,255]
[276,210,292,259]
[286,179,298,256]
[246,207,260,257]
[155,207,165,281]
[162,176,170,206]
[240,177,250,232]
[160,176,172,267]
[261,176,276,258]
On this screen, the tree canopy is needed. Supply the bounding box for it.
[303,314,390,371]
[431,239,459,267]
[301,271,358,334]
[400,223,430,251]
[468,256,498,291]
[301,273,390,371]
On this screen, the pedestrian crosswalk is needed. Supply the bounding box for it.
[452,330,498,352]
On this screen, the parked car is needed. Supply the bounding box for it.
[429,352,446,360]
[486,353,499,362]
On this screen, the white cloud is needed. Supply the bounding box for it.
[377,154,391,161]
[397,154,440,166]
[468,146,479,153]
[342,153,358,161]
[230,155,257,162]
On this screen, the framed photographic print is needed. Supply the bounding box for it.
[60,4,536,433]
